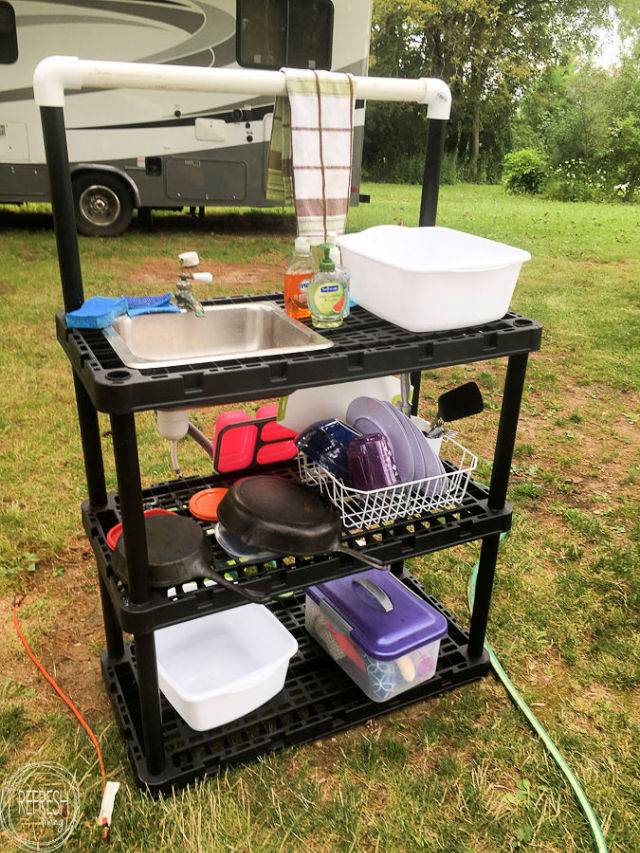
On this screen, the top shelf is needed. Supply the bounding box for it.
[57,293,542,413]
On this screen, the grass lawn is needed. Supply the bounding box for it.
[0,183,638,852]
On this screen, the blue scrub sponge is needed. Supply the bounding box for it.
[66,296,127,329]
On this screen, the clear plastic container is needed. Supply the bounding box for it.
[305,570,447,702]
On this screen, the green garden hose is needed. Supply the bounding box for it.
[467,536,608,853]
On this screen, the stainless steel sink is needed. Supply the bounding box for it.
[103,301,332,369]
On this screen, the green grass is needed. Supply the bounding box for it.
[1,183,639,852]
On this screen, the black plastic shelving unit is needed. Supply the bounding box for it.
[102,578,490,795]
[41,84,540,792]
[56,295,541,414]
[83,462,513,634]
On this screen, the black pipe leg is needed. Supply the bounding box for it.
[410,370,422,416]
[467,533,501,658]
[489,353,529,510]
[40,106,84,312]
[109,413,164,771]
[73,373,107,508]
[468,353,530,658]
[109,413,150,604]
[419,118,447,227]
[135,632,165,775]
[99,575,124,660]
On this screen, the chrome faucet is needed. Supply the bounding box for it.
[174,252,212,317]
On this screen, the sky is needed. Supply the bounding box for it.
[593,5,627,68]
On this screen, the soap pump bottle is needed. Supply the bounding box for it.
[307,243,349,330]
[283,236,315,320]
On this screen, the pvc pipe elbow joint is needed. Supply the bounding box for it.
[421,79,452,121]
[33,56,82,107]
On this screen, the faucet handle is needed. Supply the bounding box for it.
[191,272,213,283]
[179,251,200,268]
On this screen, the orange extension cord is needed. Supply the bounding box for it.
[13,594,112,841]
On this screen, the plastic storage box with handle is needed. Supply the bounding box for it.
[305,570,448,702]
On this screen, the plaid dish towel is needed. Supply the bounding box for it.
[267,68,355,241]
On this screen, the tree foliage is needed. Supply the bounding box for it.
[363,0,608,182]
[513,52,640,192]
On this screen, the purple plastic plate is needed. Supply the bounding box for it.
[346,397,415,482]
[382,402,426,481]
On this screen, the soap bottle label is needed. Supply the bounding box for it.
[310,280,345,316]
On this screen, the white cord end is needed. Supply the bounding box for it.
[98,780,120,837]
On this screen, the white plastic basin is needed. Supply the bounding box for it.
[337,225,531,332]
[155,604,298,731]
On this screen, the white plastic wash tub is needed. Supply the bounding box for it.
[337,225,531,332]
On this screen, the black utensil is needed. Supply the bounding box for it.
[428,382,484,437]
[111,513,211,588]
[217,476,387,569]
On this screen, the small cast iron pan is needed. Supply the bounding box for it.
[217,476,387,570]
[111,513,211,588]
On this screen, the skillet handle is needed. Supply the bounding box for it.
[336,545,388,570]
[207,568,271,603]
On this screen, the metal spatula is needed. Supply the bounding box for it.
[427,382,484,437]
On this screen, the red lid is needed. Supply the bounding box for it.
[189,487,229,521]
[106,508,175,550]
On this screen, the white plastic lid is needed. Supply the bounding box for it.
[294,236,311,254]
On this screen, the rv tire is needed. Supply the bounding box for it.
[73,172,133,237]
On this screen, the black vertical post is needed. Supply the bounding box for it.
[109,412,164,773]
[487,353,529,511]
[109,413,150,604]
[73,374,107,507]
[468,352,529,658]
[467,534,500,659]
[135,633,165,774]
[41,93,164,776]
[419,118,447,227]
[98,575,124,660]
[410,371,422,416]
[40,106,84,312]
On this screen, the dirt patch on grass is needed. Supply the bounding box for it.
[130,258,284,298]
[93,256,284,295]
[1,542,108,720]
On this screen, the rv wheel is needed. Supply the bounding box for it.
[73,173,133,237]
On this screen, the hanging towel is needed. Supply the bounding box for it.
[267,68,355,242]
[124,293,180,316]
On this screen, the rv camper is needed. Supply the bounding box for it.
[0,0,371,235]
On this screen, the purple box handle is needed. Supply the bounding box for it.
[352,577,394,612]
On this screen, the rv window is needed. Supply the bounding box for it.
[237,0,333,71]
[286,0,333,70]
[237,0,286,69]
[0,2,17,64]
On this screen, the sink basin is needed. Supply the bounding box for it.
[103,301,332,369]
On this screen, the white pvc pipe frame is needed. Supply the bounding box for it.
[33,56,452,120]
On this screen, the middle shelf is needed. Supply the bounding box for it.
[84,460,511,634]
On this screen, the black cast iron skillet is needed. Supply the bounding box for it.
[215,476,386,575]
[111,513,210,588]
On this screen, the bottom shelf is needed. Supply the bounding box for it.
[102,574,490,794]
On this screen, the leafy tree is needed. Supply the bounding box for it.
[364,0,608,182]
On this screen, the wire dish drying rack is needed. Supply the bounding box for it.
[297,435,478,529]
